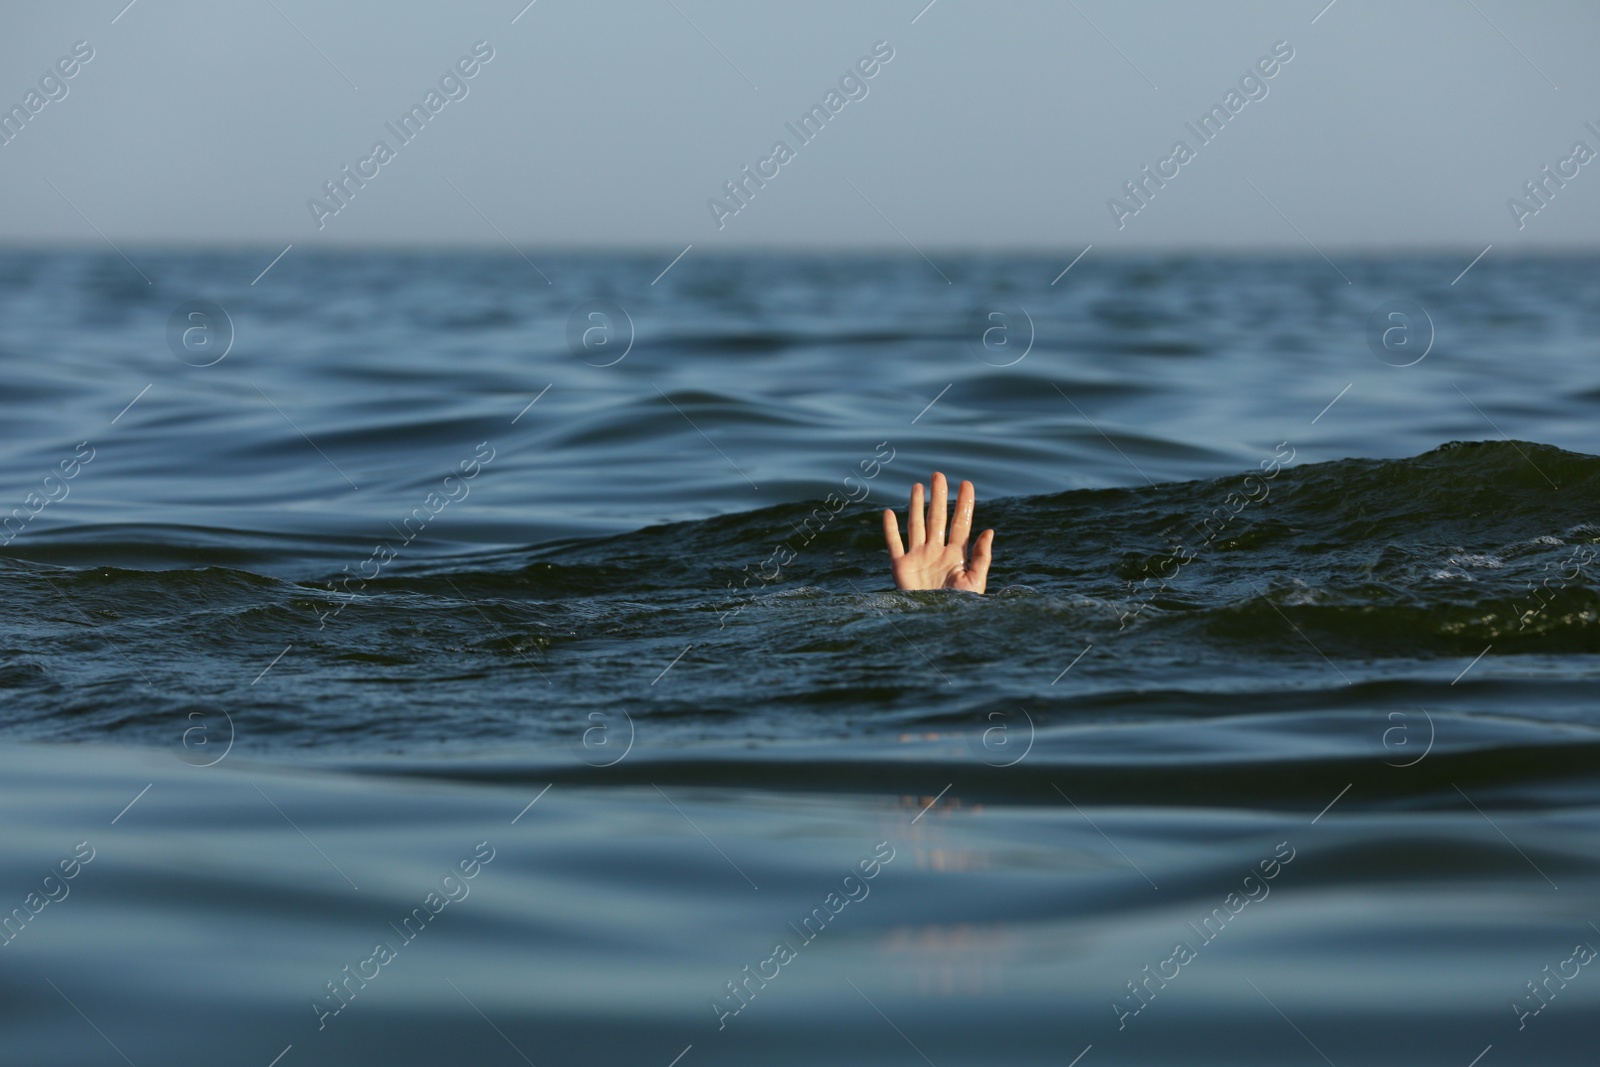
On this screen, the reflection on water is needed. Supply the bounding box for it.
[883,924,1013,998]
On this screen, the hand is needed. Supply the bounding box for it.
[882,471,994,593]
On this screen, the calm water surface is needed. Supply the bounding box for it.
[1,250,1597,1065]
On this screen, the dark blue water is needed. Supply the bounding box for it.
[2,250,1598,1065]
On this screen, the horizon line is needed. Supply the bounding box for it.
[0,239,1592,257]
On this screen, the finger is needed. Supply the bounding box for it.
[929,471,949,545]
[949,479,976,547]
[882,508,905,560]
[907,482,925,547]
[967,529,994,593]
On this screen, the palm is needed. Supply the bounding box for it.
[882,472,994,594]
[893,541,984,592]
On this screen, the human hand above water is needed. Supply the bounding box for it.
[882,471,994,594]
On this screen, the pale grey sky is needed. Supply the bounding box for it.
[0,0,1595,249]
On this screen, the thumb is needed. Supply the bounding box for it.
[967,529,994,591]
